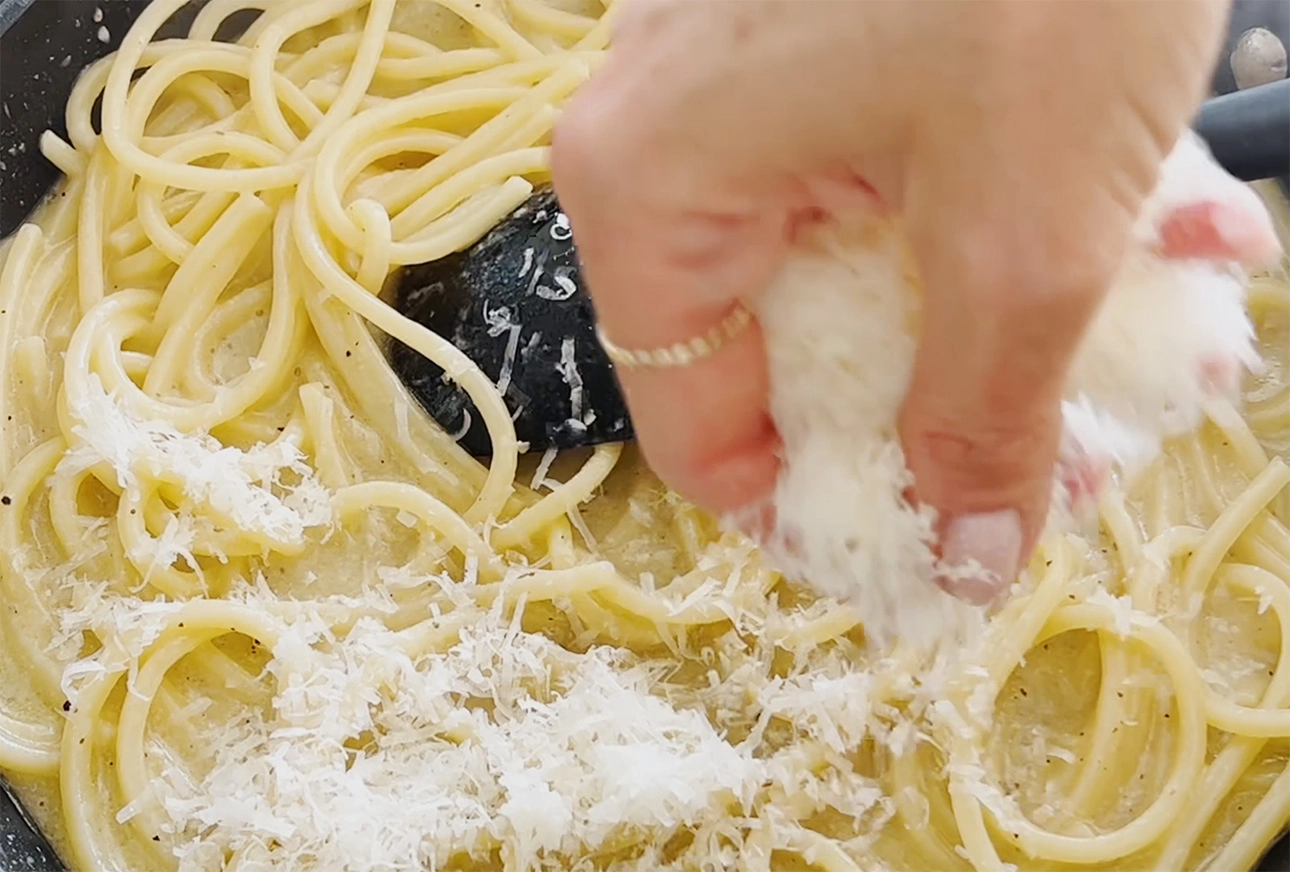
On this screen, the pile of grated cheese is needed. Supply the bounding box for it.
[40,376,1021,871]
[48,561,971,872]
[153,603,768,872]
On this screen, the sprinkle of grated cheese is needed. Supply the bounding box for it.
[59,375,332,550]
[155,612,765,872]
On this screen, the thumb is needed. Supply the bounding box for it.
[897,143,1169,605]
[891,0,1227,605]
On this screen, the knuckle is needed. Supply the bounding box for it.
[921,205,1122,332]
[982,231,1119,318]
[550,100,610,203]
[900,402,1060,514]
[552,81,661,226]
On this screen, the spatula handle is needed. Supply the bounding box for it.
[1195,78,1290,182]
[1204,0,1290,188]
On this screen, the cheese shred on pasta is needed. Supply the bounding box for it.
[0,1,1288,871]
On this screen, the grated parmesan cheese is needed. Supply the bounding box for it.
[748,132,1269,649]
[566,505,597,550]
[531,446,558,491]
[1084,587,1148,638]
[158,613,765,872]
[555,336,584,423]
[59,374,332,550]
[496,323,523,397]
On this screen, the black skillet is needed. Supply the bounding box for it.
[2,1,1290,870]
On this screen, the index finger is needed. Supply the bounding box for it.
[552,117,788,516]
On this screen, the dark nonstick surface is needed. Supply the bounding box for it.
[2,0,145,237]
[1,2,1289,871]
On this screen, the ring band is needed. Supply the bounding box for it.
[595,302,754,370]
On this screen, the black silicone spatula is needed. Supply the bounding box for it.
[1207,0,1290,201]
[1204,0,1290,187]
[1196,79,1290,183]
[388,187,633,457]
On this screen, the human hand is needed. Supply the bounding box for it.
[552,0,1236,596]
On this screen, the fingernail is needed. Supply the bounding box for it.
[937,509,1023,606]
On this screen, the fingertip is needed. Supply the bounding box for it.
[1157,198,1284,267]
[934,508,1023,606]
[899,338,1067,594]
[900,398,1061,533]
[898,184,1113,592]
[935,574,1008,608]
[551,92,616,227]
[647,400,782,519]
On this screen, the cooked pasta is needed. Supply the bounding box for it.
[0,1,1287,871]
